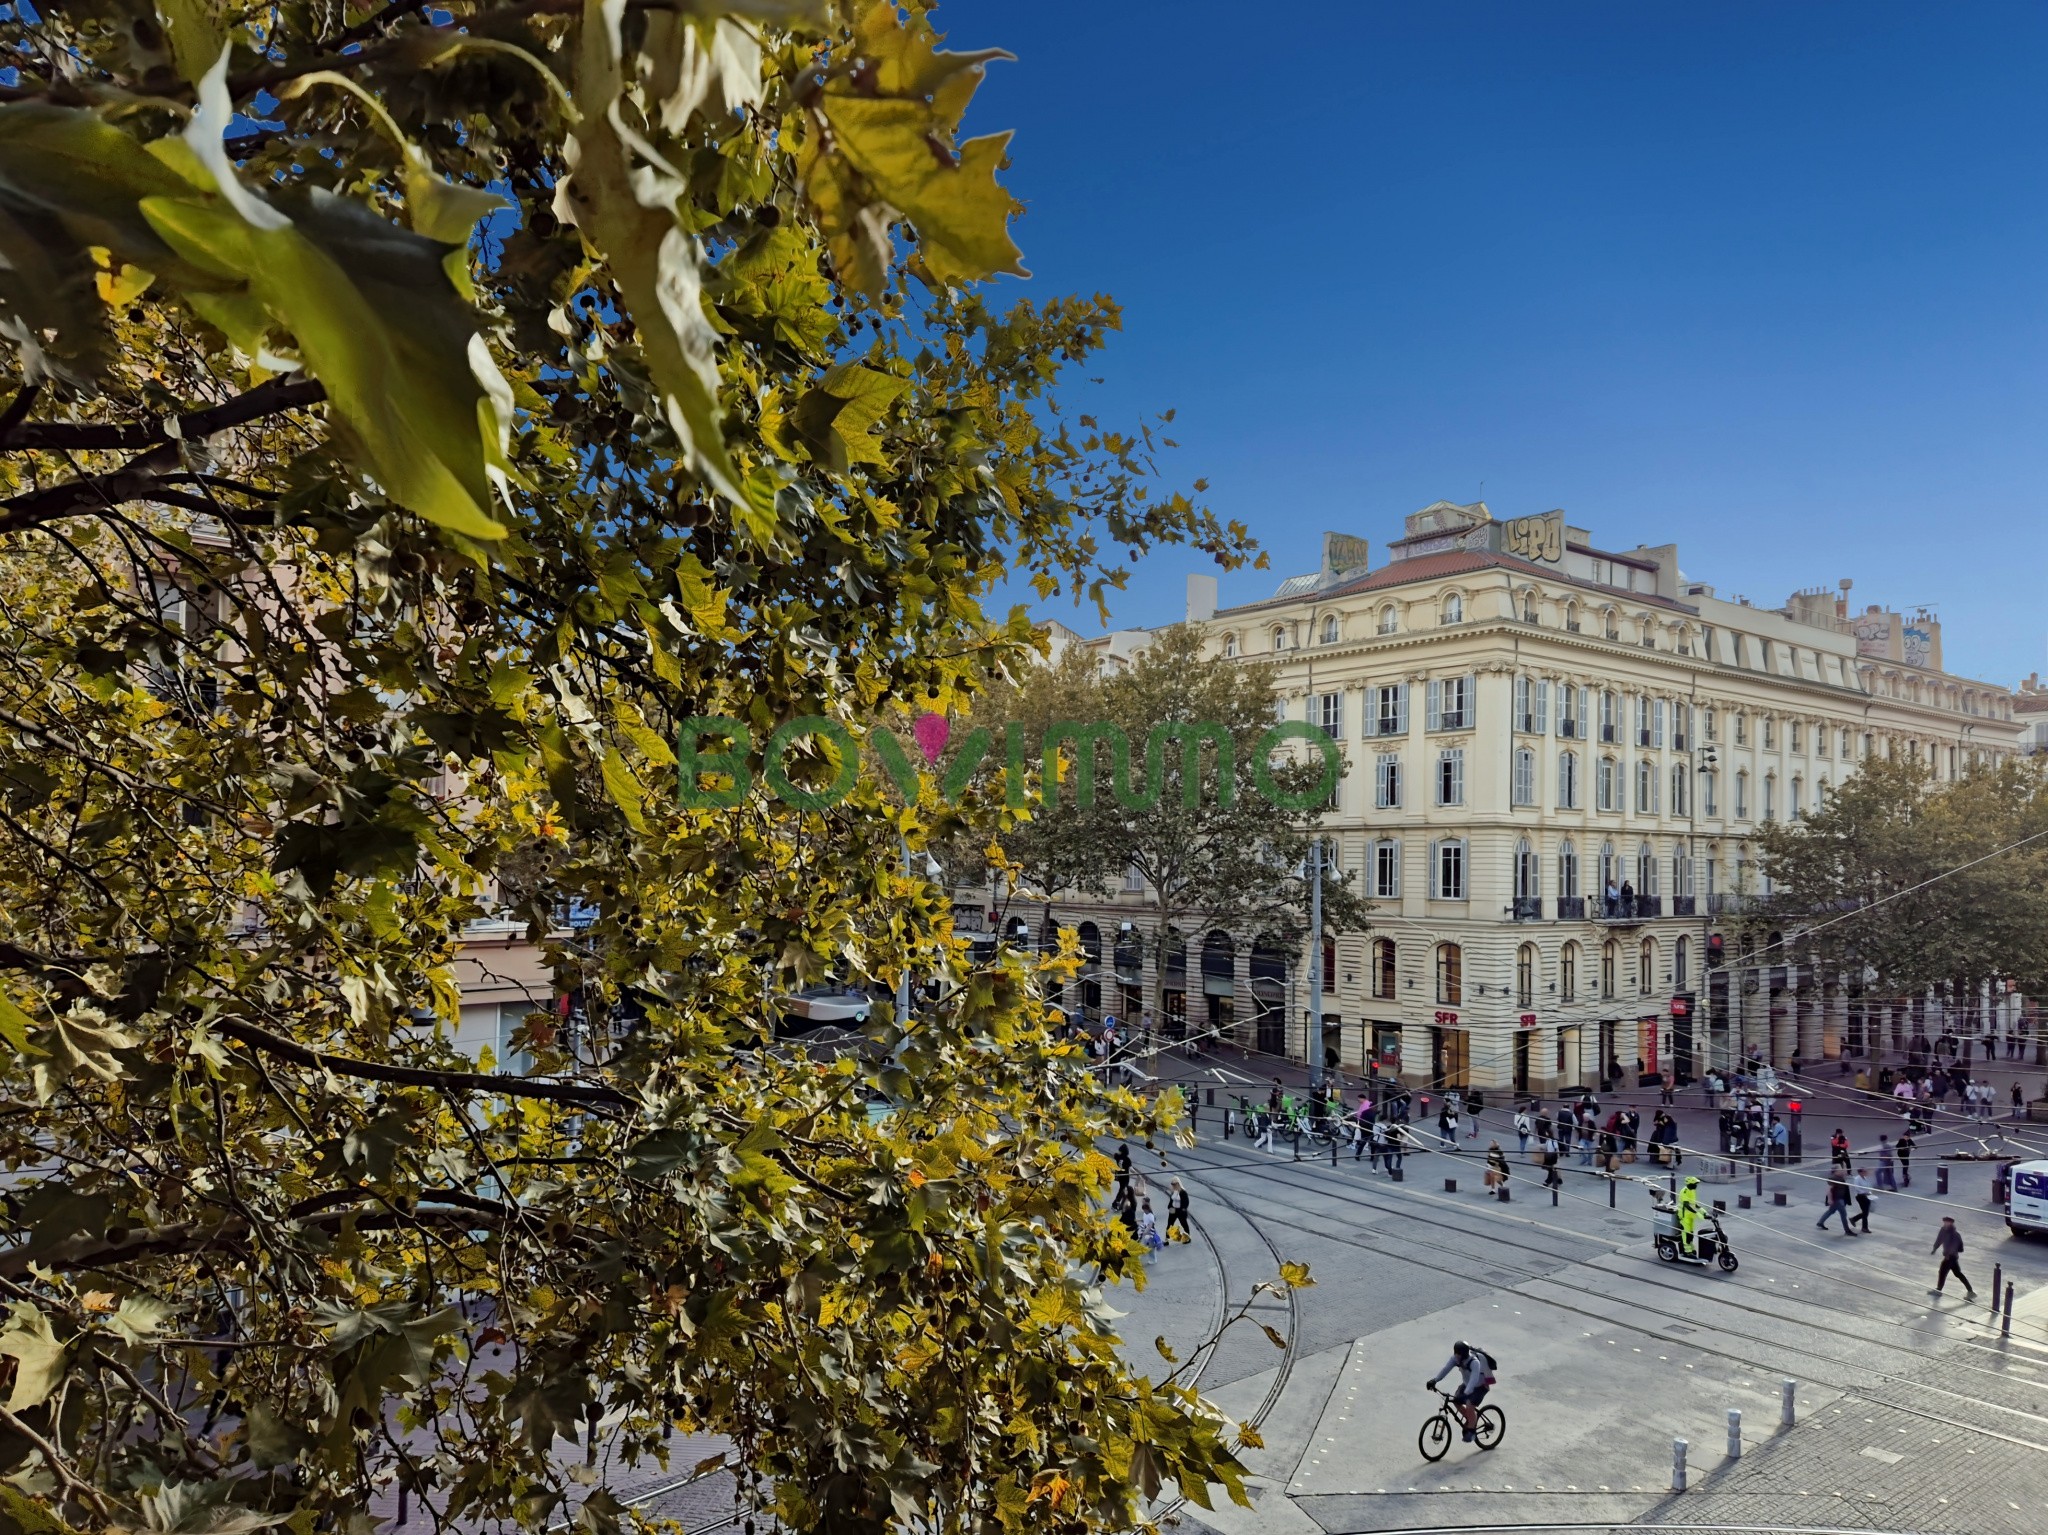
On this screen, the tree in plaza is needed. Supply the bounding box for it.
[1754,755,2048,1037]
[0,4,1290,1531]
[976,625,1368,1055]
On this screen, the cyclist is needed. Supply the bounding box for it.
[1425,1340,1495,1442]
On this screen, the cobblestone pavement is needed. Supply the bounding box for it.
[1128,1104,2048,1535]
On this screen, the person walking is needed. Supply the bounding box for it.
[1876,1134,1898,1192]
[1896,1128,1915,1188]
[1484,1140,1511,1200]
[1829,1128,1851,1170]
[1849,1167,1875,1233]
[1438,1102,1459,1150]
[1929,1217,1975,1300]
[1254,1101,1275,1153]
[1164,1178,1191,1244]
[1534,1108,1554,1148]
[2014,1081,2028,1120]
[1513,1107,1533,1155]
[1540,1134,1563,1190]
[1114,1143,1132,1203]
[1576,1116,1595,1166]
[1385,1119,1407,1177]
[1135,1197,1162,1259]
[1817,1172,1856,1235]
[1353,1095,1374,1161]
[1368,1114,1390,1171]
[1620,1107,1641,1159]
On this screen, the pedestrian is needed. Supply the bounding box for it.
[1534,1108,1554,1148]
[1484,1140,1511,1200]
[2014,1081,2028,1120]
[1829,1128,1850,1170]
[1896,1129,1915,1188]
[1621,1108,1641,1158]
[1849,1167,1874,1233]
[1386,1120,1407,1177]
[1513,1106,1532,1155]
[1541,1135,1562,1189]
[1114,1143,1132,1202]
[1111,1179,1137,1235]
[1929,1217,1975,1300]
[1769,1115,1788,1162]
[1438,1103,1458,1149]
[1136,1197,1162,1259]
[1620,877,1636,916]
[1598,1127,1620,1176]
[1368,1115,1390,1170]
[1576,1117,1594,1166]
[1254,1102,1275,1153]
[1164,1178,1191,1244]
[1466,1087,1485,1139]
[1816,1172,1855,1235]
[1353,1095,1373,1161]
[1876,1134,1898,1192]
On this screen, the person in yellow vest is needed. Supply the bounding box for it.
[1675,1175,1703,1257]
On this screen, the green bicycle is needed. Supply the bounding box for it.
[1419,1385,1505,1461]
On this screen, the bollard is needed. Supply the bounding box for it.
[1224,1107,1233,1141]
[1205,1087,1215,1107]
[1772,1191,1787,1206]
[1444,1178,1458,1193]
[1500,1183,1510,1202]
[1726,1408,1741,1459]
[1738,1194,1751,1209]
[1390,1165,1404,1182]
[1756,1163,1764,1197]
[1293,1125,1302,1162]
[1936,1165,1949,1196]
[1713,1199,1727,1212]
[1671,1437,1688,1492]
[1551,1183,1559,1207]
[1609,1178,1617,1208]
[1781,1379,1796,1427]
[1331,1133,1340,1168]
[2004,1281,2016,1337]
[1991,1263,2003,1314]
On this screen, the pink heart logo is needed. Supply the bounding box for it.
[912,712,950,764]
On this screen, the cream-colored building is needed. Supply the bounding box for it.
[1031,500,2021,1095]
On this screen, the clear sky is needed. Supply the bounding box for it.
[964,0,2048,687]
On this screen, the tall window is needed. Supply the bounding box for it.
[1600,939,1616,998]
[1762,717,1776,750]
[1557,685,1583,739]
[1515,676,1549,733]
[1560,942,1579,1000]
[1674,936,1690,989]
[1434,840,1466,900]
[1603,608,1619,641]
[1759,638,1773,671]
[1557,750,1580,809]
[1374,938,1397,998]
[1636,840,1658,895]
[1635,695,1653,748]
[1702,707,1717,742]
[1315,691,1342,739]
[1436,748,1465,806]
[1373,839,1401,898]
[1763,773,1777,821]
[1320,613,1339,644]
[1789,776,1802,819]
[1701,769,1717,816]
[1735,770,1749,819]
[1635,759,1658,813]
[1378,604,1398,635]
[1597,756,1620,811]
[1638,937,1657,995]
[1442,593,1464,625]
[1375,753,1403,809]
[1272,625,1288,652]
[1675,842,1693,897]
[1512,748,1536,806]
[1600,690,1619,743]
[1521,589,1538,623]
[1564,600,1580,632]
[1734,712,1748,746]
[1427,675,1472,730]
[1373,683,1409,736]
[1672,703,1689,750]
[1516,944,1536,1008]
[1515,837,1538,901]
[1670,761,1689,815]
[1435,942,1463,1004]
[1600,840,1618,894]
[1790,720,1803,754]
[1841,729,1852,760]
[1557,840,1580,899]
[1222,633,1238,658]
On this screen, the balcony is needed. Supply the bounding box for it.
[1558,719,1581,739]
[1594,895,1662,924]
[1512,897,1543,921]
[1672,895,1698,917]
[1556,896,1587,920]
[1708,893,1753,916]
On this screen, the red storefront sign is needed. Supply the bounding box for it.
[1641,1016,1660,1077]
[1518,1013,1538,1029]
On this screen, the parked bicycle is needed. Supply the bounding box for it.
[1419,1385,1504,1461]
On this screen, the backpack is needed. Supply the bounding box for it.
[1472,1347,1498,1387]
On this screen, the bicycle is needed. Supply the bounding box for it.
[1419,1385,1504,1461]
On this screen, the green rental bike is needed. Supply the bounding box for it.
[1419,1385,1505,1461]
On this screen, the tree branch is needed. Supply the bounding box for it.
[210,1015,633,1109]
[0,377,327,452]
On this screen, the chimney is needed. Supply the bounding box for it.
[1186,572,1218,623]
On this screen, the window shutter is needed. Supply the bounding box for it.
[1535,681,1549,733]
[1654,700,1666,748]
[1395,683,1409,734]
[1464,674,1478,728]
[1425,679,1441,731]
[1514,676,1529,723]
[1451,750,1465,804]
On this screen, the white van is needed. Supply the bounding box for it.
[2007,1159,2048,1238]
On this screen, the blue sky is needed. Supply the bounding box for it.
[964,0,2048,686]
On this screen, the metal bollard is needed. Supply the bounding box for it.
[1672,1437,1688,1492]
[1772,1191,1787,1206]
[1727,1408,1742,1459]
[1499,1183,1510,1202]
[1781,1379,1796,1427]
[2004,1281,2016,1337]
[1756,1163,1764,1197]
[1738,1194,1751,1209]
[1608,1177,1617,1207]
[1551,1183,1559,1206]
[1936,1165,1949,1196]
[1223,1107,1232,1140]
[1206,1087,1215,1107]
[1444,1177,1458,1192]
[1991,1263,2002,1314]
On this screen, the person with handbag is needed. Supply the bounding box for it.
[1484,1141,1511,1200]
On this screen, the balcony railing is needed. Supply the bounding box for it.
[1556,896,1586,920]
[1708,893,1753,916]
[1594,896,1662,923]
[1512,897,1543,921]
[1672,895,1698,917]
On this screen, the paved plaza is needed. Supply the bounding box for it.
[1111,1049,2048,1534]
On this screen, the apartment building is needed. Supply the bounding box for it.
[1030,500,2019,1095]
